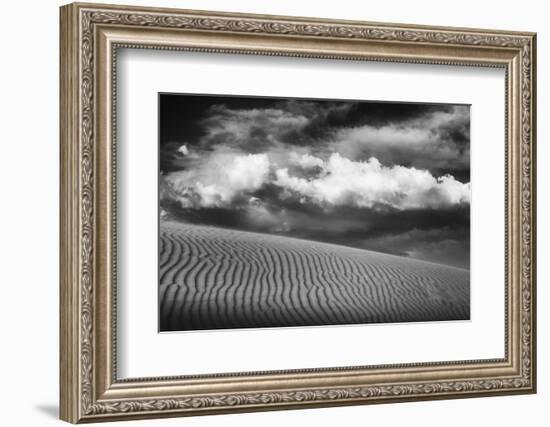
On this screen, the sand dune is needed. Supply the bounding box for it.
[159,221,470,331]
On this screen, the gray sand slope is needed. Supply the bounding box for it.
[160,221,470,331]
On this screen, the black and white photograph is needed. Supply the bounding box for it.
[158,94,471,332]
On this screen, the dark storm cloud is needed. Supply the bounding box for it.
[160,95,469,180]
[159,93,470,268]
[357,227,470,269]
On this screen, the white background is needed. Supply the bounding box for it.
[0,0,546,426]
[118,50,504,377]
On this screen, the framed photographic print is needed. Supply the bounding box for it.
[60,2,537,423]
[158,94,472,332]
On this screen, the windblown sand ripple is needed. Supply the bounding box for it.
[159,221,470,331]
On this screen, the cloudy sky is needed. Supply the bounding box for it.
[159,94,470,269]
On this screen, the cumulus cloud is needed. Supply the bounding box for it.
[289,152,324,169]
[274,153,470,210]
[177,144,189,156]
[330,106,470,179]
[164,153,270,208]
[165,151,469,211]
[162,101,470,213]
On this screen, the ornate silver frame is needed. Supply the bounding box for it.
[60,2,536,423]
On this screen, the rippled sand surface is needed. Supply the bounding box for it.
[159,221,470,331]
